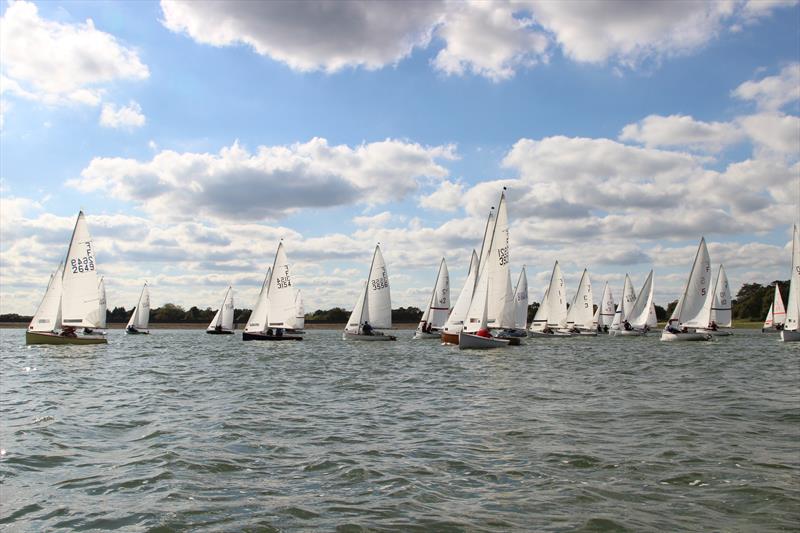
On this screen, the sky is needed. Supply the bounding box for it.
[1,0,799,316]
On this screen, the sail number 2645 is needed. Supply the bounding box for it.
[70,243,95,273]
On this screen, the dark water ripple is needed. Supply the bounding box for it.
[1,328,798,531]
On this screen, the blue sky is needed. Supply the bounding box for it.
[1,0,799,315]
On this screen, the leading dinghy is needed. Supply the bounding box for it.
[26,212,107,345]
[343,244,396,341]
[244,242,303,341]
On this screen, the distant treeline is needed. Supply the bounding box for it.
[1,281,789,324]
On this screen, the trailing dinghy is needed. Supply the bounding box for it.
[126,283,151,334]
[565,268,596,336]
[529,262,571,337]
[762,284,786,333]
[207,286,235,335]
[697,265,733,336]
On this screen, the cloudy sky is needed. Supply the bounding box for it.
[1,0,799,315]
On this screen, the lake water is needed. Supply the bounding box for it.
[1,328,798,532]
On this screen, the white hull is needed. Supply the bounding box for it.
[696,328,733,337]
[660,331,712,342]
[342,331,396,341]
[562,329,597,336]
[781,329,800,342]
[528,330,572,337]
[609,328,647,337]
[458,331,511,350]
[412,330,441,340]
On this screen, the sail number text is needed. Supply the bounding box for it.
[70,243,95,274]
[371,269,389,291]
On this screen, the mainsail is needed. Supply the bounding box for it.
[61,211,103,328]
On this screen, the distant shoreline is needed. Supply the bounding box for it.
[0,322,420,330]
[0,321,765,330]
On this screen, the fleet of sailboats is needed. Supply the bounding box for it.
[20,209,799,348]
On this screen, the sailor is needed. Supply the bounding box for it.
[362,321,373,335]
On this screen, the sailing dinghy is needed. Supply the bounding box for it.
[697,265,733,336]
[762,284,786,333]
[661,238,713,341]
[781,225,800,342]
[593,282,615,333]
[26,211,107,345]
[207,286,235,334]
[244,242,303,341]
[441,250,479,344]
[343,244,396,341]
[459,286,511,350]
[529,262,571,337]
[610,270,654,336]
[126,283,151,334]
[414,258,450,339]
[565,268,596,335]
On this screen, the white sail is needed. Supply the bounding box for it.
[61,211,102,328]
[443,250,479,333]
[97,277,107,329]
[530,288,549,332]
[785,225,800,332]
[207,286,234,332]
[486,191,510,325]
[566,268,593,330]
[647,301,658,328]
[611,303,622,329]
[670,282,686,322]
[28,263,64,332]
[417,258,450,332]
[709,265,732,328]
[677,237,713,328]
[513,267,529,330]
[595,282,615,328]
[267,242,297,328]
[245,268,271,334]
[772,284,786,326]
[763,302,774,328]
[620,274,636,322]
[544,261,568,329]
[365,245,391,329]
[497,270,516,329]
[127,283,151,330]
[291,290,305,330]
[346,245,391,332]
[627,270,654,328]
[345,281,368,334]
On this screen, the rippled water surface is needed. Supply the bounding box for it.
[1,328,799,531]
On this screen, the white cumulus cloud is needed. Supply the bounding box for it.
[99,101,146,129]
[0,0,149,106]
[69,138,457,221]
[619,114,744,153]
[732,63,800,111]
